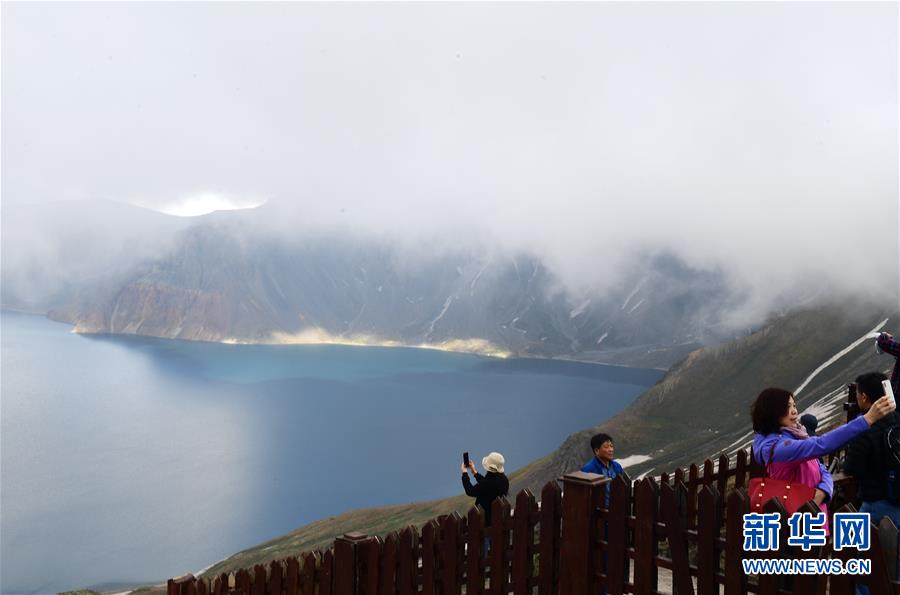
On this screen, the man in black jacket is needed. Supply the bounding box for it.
[843,372,900,527]
[462,452,509,555]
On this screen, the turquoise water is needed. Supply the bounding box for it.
[0,311,662,593]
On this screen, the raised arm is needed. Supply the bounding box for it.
[462,473,483,497]
[762,396,895,464]
[765,416,869,463]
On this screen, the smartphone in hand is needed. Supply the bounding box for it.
[463,452,470,468]
[883,379,895,408]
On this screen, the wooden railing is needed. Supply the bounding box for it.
[167,456,900,594]
[168,384,899,594]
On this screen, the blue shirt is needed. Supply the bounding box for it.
[581,457,624,507]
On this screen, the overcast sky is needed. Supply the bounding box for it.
[2,2,898,306]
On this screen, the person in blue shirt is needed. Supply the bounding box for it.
[582,432,623,593]
[581,432,624,508]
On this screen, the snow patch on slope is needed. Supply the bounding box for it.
[794,319,889,395]
[621,277,648,311]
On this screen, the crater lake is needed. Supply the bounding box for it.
[0,311,663,593]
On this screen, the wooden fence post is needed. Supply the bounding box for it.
[633,478,660,595]
[661,481,693,595]
[252,564,266,595]
[489,497,512,595]
[358,535,382,595]
[723,488,748,595]
[440,513,464,595]
[703,459,715,487]
[381,532,400,595]
[422,520,439,595]
[539,481,563,595]
[606,475,632,595]
[235,568,251,594]
[269,561,285,594]
[212,573,229,595]
[734,449,748,490]
[397,526,419,595]
[687,465,700,529]
[321,549,335,595]
[696,485,719,595]
[513,490,538,595]
[559,471,608,595]
[285,557,300,595]
[168,574,195,595]
[300,551,319,595]
[755,498,788,595]
[877,516,899,582]
[467,507,486,595]
[335,533,367,595]
[717,454,729,525]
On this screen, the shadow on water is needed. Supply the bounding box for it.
[472,357,665,383]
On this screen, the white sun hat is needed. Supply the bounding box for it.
[482,452,505,474]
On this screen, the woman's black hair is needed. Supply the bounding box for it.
[751,387,793,436]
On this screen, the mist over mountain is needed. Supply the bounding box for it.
[3,3,897,356]
[0,202,737,366]
[1,200,189,312]
[3,199,894,367]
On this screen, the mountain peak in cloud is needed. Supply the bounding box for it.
[146,193,268,217]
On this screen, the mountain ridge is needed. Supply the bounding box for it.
[3,201,766,369]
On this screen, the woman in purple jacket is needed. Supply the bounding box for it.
[751,387,895,513]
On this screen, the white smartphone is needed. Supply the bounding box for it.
[883,379,896,407]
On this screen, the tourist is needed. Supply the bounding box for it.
[843,372,900,524]
[751,387,894,516]
[462,452,509,555]
[843,373,900,595]
[581,432,624,508]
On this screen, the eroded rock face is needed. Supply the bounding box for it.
[46,222,741,365]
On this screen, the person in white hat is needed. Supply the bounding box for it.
[462,451,510,554]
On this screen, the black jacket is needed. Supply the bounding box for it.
[844,411,899,502]
[462,471,509,527]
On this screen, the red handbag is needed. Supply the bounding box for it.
[748,442,816,514]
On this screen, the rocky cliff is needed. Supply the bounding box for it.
[42,218,747,367]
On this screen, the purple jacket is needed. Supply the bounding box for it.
[752,415,870,501]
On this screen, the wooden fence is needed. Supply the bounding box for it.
[168,384,900,595]
[167,458,900,595]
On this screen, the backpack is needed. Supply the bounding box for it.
[882,423,900,502]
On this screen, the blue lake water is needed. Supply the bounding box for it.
[0,311,663,593]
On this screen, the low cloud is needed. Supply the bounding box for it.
[2,2,897,321]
